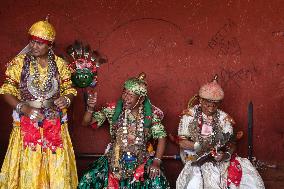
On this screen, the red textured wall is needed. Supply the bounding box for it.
[0,0,283,188]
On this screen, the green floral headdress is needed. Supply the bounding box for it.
[124,73,147,96]
[112,73,152,128]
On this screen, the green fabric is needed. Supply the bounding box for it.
[78,157,170,189]
[102,105,116,125]
[93,104,116,128]
[78,156,109,189]
[150,123,167,139]
[143,97,152,128]
[93,111,106,128]
[112,99,123,124]
[150,116,167,139]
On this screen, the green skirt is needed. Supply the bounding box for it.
[78,156,170,189]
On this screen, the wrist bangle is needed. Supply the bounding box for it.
[64,96,71,108]
[16,102,26,114]
[87,108,94,114]
[86,106,94,113]
[153,157,162,163]
[29,109,39,120]
[194,142,201,152]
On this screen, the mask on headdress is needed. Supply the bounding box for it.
[66,41,107,88]
[199,75,224,101]
[124,73,147,96]
[28,16,56,44]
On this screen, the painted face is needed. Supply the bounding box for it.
[121,89,140,110]
[29,39,49,57]
[200,98,220,116]
[71,68,95,88]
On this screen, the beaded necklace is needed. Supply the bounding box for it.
[26,50,58,100]
[121,106,146,149]
[195,105,221,145]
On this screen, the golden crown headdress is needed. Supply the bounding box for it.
[28,15,56,42]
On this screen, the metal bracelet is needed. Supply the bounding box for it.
[29,113,36,120]
[153,157,162,163]
[64,96,71,108]
[16,102,26,114]
[86,107,94,114]
[193,142,201,152]
[150,167,160,172]
[29,110,39,120]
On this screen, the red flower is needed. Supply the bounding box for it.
[20,116,41,148]
[20,116,63,152]
[227,154,242,187]
[43,118,63,152]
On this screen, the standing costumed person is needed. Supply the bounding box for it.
[176,75,265,189]
[0,17,78,188]
[78,73,170,189]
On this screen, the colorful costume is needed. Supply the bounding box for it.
[78,74,170,189]
[176,76,265,189]
[0,19,78,189]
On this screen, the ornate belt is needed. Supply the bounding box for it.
[26,99,55,109]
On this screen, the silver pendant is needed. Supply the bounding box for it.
[27,75,58,100]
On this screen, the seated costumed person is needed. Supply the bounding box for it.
[0,17,78,188]
[78,73,170,189]
[176,75,265,189]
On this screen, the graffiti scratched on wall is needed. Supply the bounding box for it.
[219,63,257,88]
[208,19,241,58]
